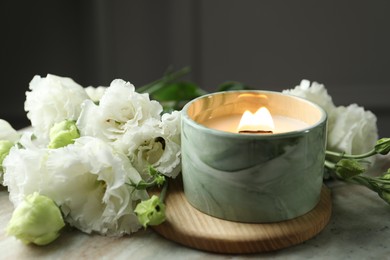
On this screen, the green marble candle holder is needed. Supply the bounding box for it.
[181,90,327,223]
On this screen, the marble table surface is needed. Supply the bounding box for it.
[1,165,390,259]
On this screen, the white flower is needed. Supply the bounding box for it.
[328,104,378,154]
[282,79,336,116]
[77,79,163,141]
[25,74,89,141]
[159,111,181,177]
[0,119,19,142]
[117,119,164,178]
[283,80,378,154]
[3,137,148,236]
[85,86,107,103]
[161,110,181,145]
[115,112,181,179]
[99,79,162,128]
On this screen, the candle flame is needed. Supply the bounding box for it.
[237,107,275,133]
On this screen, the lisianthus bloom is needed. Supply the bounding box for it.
[327,104,378,155]
[6,192,65,246]
[282,80,336,117]
[0,119,19,142]
[77,79,181,178]
[77,79,163,142]
[159,111,181,177]
[25,74,89,141]
[3,135,148,236]
[115,113,181,179]
[283,80,378,154]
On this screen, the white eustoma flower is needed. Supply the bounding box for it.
[117,119,164,178]
[3,136,148,236]
[328,104,378,154]
[85,86,107,103]
[77,79,163,141]
[158,111,181,177]
[0,119,19,142]
[283,80,378,154]
[282,79,336,116]
[115,113,181,179]
[25,74,89,141]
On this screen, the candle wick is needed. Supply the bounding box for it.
[238,130,273,134]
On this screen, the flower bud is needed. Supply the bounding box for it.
[0,140,13,171]
[134,195,166,228]
[375,138,390,155]
[6,192,65,245]
[48,120,80,149]
[336,159,365,179]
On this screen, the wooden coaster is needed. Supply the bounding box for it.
[151,177,332,254]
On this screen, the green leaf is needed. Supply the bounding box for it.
[150,81,206,102]
[137,67,191,94]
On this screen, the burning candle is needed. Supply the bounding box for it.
[181,90,327,223]
[202,106,309,134]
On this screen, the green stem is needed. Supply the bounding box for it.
[369,177,390,185]
[128,177,161,190]
[324,160,336,169]
[350,175,374,190]
[325,149,376,160]
[159,179,169,202]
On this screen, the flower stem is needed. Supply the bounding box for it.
[159,179,169,202]
[324,159,336,170]
[349,175,374,190]
[325,149,376,160]
[127,174,165,190]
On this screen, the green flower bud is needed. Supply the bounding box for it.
[147,166,165,187]
[155,175,166,187]
[134,195,166,228]
[0,140,13,171]
[336,159,365,179]
[375,138,390,155]
[6,192,65,245]
[48,120,80,149]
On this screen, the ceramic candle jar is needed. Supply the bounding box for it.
[181,90,327,223]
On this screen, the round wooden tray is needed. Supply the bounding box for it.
[152,177,332,254]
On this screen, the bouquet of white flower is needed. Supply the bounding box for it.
[1,73,181,245]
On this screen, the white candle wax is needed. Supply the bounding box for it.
[202,114,309,134]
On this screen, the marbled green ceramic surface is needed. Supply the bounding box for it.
[181,91,327,223]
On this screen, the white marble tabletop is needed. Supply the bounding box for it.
[1,175,390,260]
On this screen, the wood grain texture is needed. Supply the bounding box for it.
[152,177,332,254]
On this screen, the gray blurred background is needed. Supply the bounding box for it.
[1,0,389,136]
